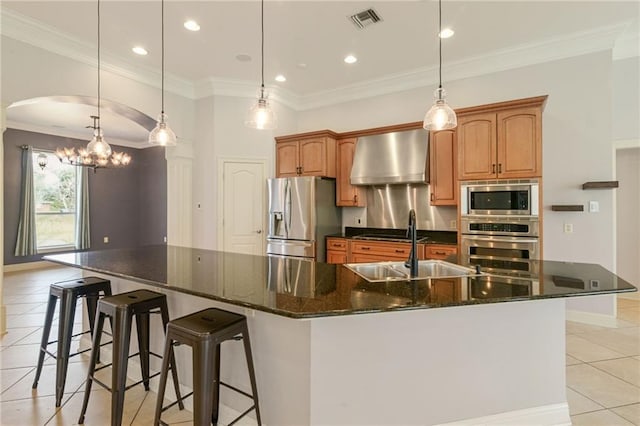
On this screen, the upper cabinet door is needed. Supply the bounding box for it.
[429,129,457,205]
[336,138,365,206]
[458,113,497,180]
[299,138,327,176]
[276,141,300,177]
[497,107,542,178]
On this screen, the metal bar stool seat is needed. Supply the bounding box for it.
[78,289,183,426]
[32,276,112,407]
[154,308,261,426]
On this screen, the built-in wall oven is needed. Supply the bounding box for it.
[460,180,540,276]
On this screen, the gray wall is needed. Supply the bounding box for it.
[3,128,167,265]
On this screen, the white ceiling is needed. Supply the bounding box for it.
[1,1,639,144]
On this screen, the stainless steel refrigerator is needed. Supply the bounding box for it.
[266,176,342,262]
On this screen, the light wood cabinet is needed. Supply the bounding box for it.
[429,129,458,205]
[275,132,337,178]
[424,245,457,260]
[350,241,411,262]
[336,138,366,207]
[458,103,543,180]
[326,237,348,264]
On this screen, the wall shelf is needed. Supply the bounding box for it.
[582,181,619,190]
[551,205,584,212]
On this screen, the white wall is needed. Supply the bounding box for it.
[612,57,640,141]
[299,52,616,269]
[1,37,194,140]
[190,94,297,250]
[616,148,640,286]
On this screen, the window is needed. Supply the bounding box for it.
[32,151,77,251]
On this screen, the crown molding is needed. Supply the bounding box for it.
[0,9,195,99]
[6,120,148,149]
[613,29,640,60]
[295,22,630,111]
[193,77,302,110]
[2,8,636,112]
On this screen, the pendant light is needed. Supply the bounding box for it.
[423,0,457,131]
[87,0,112,157]
[149,0,177,146]
[245,0,276,130]
[54,0,131,170]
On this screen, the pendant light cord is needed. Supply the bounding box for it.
[97,0,101,125]
[260,0,265,95]
[438,0,442,90]
[161,0,165,114]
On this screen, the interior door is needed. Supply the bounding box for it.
[222,160,265,255]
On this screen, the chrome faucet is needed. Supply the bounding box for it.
[405,209,418,278]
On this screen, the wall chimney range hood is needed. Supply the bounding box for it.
[350,128,429,185]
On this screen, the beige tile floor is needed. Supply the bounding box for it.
[1,266,639,425]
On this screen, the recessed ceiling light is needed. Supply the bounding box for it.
[275,75,286,82]
[439,28,454,39]
[132,46,148,55]
[344,55,358,64]
[236,54,252,62]
[184,20,200,31]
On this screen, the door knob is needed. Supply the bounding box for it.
[256,230,262,234]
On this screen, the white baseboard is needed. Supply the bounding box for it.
[566,309,619,328]
[3,260,60,273]
[435,403,571,426]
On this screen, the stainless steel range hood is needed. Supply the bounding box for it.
[350,128,429,185]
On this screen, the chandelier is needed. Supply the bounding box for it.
[55,0,131,171]
[55,116,131,170]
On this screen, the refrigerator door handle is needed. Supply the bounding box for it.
[285,179,292,238]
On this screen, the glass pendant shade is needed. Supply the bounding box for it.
[423,88,457,131]
[245,96,276,130]
[148,113,177,146]
[86,127,112,157]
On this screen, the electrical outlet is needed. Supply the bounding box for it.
[163,236,167,243]
[103,236,109,243]
[589,201,599,213]
[563,223,573,234]
[356,218,362,225]
[450,220,457,229]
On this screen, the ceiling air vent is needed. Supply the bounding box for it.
[349,8,382,29]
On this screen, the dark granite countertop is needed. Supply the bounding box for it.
[328,227,457,245]
[44,245,636,319]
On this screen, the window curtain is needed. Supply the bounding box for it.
[14,145,37,256]
[75,167,90,250]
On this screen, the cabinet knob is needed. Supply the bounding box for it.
[395,249,405,253]
[498,163,502,174]
[354,194,358,204]
[256,230,262,234]
[492,164,496,174]
[430,193,434,202]
[361,246,370,250]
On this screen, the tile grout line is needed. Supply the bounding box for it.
[588,357,640,389]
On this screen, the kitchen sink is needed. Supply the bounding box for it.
[345,260,476,282]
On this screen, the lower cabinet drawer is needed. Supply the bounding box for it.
[424,245,457,260]
[350,241,411,258]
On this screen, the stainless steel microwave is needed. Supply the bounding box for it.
[461,180,539,216]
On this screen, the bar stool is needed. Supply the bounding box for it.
[78,289,183,426]
[32,276,112,407]
[153,308,261,426]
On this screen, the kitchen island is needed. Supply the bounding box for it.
[45,246,636,425]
